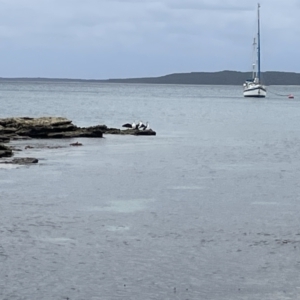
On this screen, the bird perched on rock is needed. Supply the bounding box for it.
[136,121,144,130]
[138,122,150,130]
[122,122,137,129]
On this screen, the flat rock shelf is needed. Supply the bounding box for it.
[0,116,156,164]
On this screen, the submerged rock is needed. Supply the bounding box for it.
[10,157,39,164]
[0,157,39,165]
[70,142,83,146]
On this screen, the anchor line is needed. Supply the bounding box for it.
[267,88,293,97]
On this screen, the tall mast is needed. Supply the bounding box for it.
[257,3,261,83]
[252,37,256,79]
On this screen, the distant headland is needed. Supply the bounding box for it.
[1,71,300,85]
[102,71,300,85]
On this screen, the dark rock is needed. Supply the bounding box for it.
[0,127,17,134]
[90,125,108,131]
[0,150,11,157]
[0,155,39,164]
[0,117,105,139]
[0,144,13,157]
[46,145,65,149]
[47,128,103,138]
[16,123,77,137]
[0,136,10,143]
[104,128,121,134]
[0,117,156,165]
[0,116,72,128]
[0,117,77,139]
[117,129,156,136]
[0,134,22,142]
[10,157,38,164]
[134,129,156,136]
[0,117,155,140]
[24,144,65,150]
[10,135,32,141]
[70,142,83,146]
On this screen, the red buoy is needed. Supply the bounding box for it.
[288,94,294,99]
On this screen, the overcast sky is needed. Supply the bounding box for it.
[0,0,299,79]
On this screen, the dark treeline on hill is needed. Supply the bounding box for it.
[104,71,300,85]
[1,71,300,85]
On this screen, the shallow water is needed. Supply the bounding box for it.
[1,81,300,299]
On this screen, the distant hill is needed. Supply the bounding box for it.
[1,71,300,85]
[103,71,300,86]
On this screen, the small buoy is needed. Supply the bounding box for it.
[288,94,294,99]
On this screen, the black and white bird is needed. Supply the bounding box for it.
[122,122,137,129]
[136,121,144,130]
[122,121,151,130]
[138,122,150,130]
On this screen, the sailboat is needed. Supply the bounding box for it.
[243,3,266,97]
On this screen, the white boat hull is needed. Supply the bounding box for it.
[243,84,266,98]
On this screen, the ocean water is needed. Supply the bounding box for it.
[1,81,300,299]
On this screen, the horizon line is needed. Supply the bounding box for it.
[0,70,299,81]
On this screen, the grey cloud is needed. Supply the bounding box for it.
[0,0,299,78]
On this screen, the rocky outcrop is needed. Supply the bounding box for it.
[0,117,156,165]
[103,127,156,135]
[0,117,156,139]
[0,117,105,139]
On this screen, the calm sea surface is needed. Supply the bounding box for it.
[1,81,300,300]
